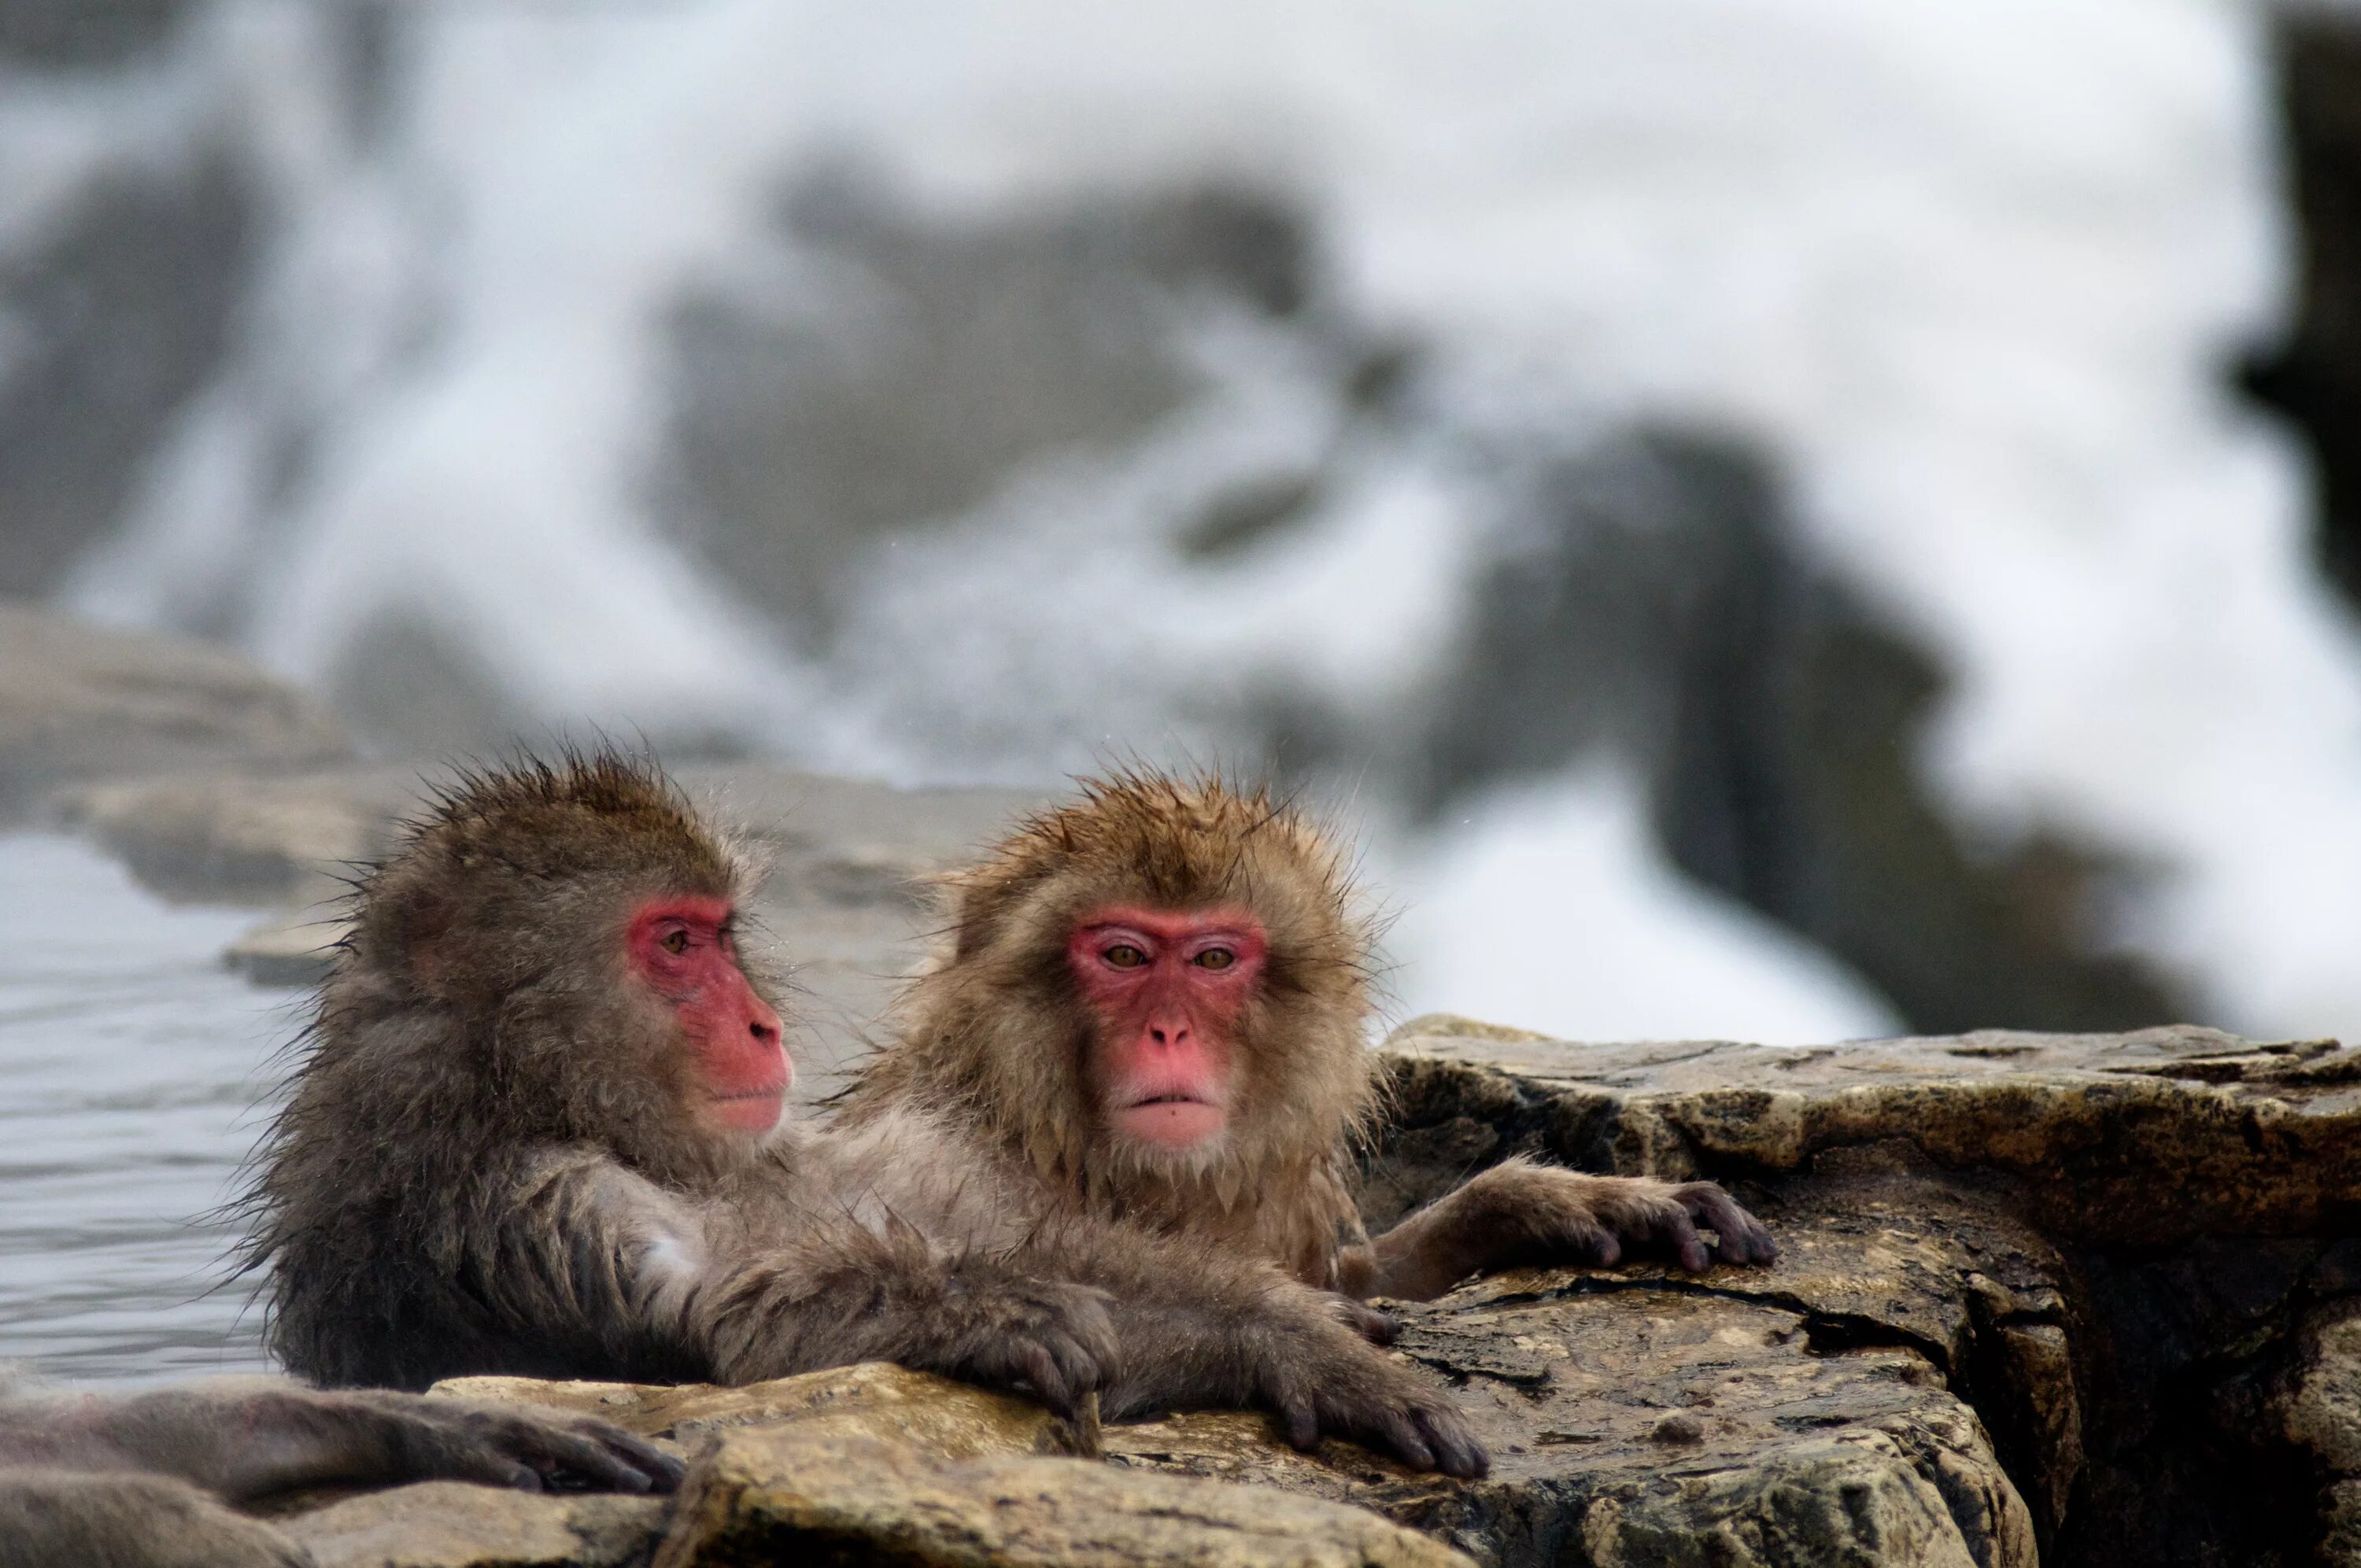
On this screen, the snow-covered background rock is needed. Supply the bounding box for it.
[6,0,2357,1046]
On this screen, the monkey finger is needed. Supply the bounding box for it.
[417,1441,547,1492]
[1017,1342,1080,1419]
[549,1431,677,1494]
[1545,1209,1619,1268]
[1324,1295,1396,1344]
[1048,1327,1113,1396]
[439,1407,666,1492]
[476,1419,667,1494]
[1354,1404,1436,1474]
[1670,1182,1772,1266]
[1655,1206,1710,1272]
[1276,1389,1322,1452]
[1692,1190,1778,1266]
[582,1426,687,1492]
[1417,1408,1491,1480]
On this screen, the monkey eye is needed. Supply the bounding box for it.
[1103,944,1147,968]
[660,929,692,956]
[1193,948,1236,971]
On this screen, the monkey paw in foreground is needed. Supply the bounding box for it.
[1,1379,683,1500]
[1354,1160,1778,1301]
[0,1378,680,1568]
[326,1389,685,1494]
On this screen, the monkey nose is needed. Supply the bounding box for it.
[1147,1021,1192,1049]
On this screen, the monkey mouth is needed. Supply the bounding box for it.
[708,1084,789,1133]
[1114,1094,1227,1149]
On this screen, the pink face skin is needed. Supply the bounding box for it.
[626,895,791,1134]
[1066,905,1268,1153]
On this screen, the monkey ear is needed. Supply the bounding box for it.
[392,892,461,994]
[928,868,1003,963]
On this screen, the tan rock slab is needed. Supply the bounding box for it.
[279,1481,665,1568]
[652,1430,1472,1568]
[0,604,352,823]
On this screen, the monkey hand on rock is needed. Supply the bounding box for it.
[704,1243,1121,1422]
[2,1379,682,1502]
[1242,1301,1486,1478]
[1348,1160,1779,1303]
[1,1377,679,1568]
[302,1389,685,1496]
[910,1265,1121,1420]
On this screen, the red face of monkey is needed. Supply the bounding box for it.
[1066,905,1266,1153]
[626,895,790,1134]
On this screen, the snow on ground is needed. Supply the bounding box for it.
[1387,768,1905,1045]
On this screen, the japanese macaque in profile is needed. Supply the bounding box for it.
[839,770,1775,1304]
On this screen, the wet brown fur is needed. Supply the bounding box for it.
[248,751,776,1385]
[848,771,1377,1286]
[844,768,1778,1301]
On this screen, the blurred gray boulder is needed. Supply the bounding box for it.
[0,603,351,824]
[0,147,258,598]
[661,167,1335,644]
[0,0,184,68]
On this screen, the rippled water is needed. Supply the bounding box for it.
[0,835,284,1385]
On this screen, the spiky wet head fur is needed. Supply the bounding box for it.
[319,751,769,1172]
[246,752,777,1380]
[852,769,1380,1282]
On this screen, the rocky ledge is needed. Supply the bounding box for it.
[235,1019,2361,1568]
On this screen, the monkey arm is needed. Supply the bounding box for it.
[473,1146,1117,1417]
[688,1225,1120,1419]
[0,1380,679,1503]
[0,1470,310,1568]
[1358,1158,1779,1301]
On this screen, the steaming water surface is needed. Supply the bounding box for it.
[0,835,280,1385]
